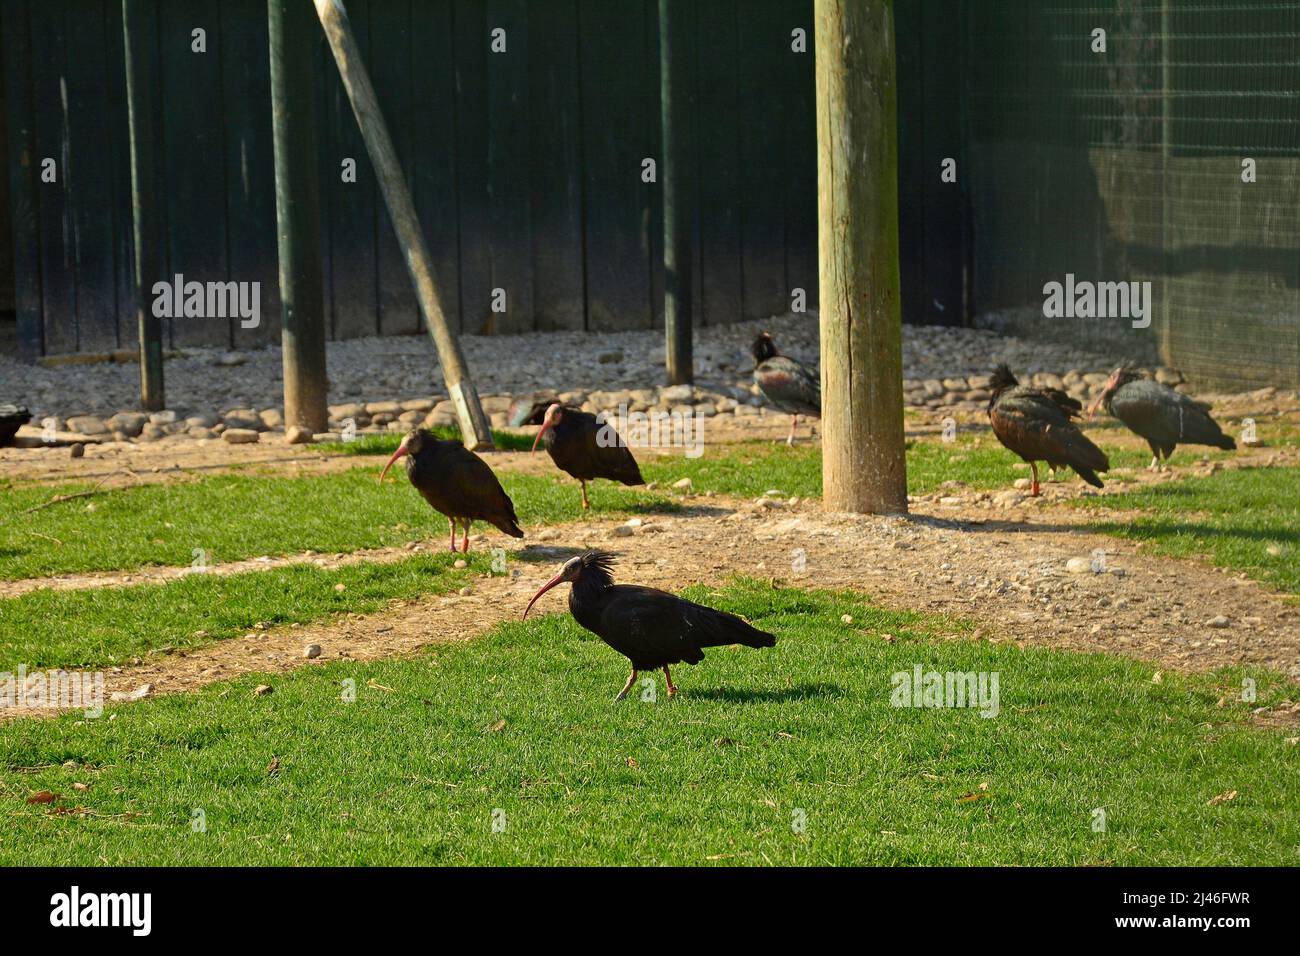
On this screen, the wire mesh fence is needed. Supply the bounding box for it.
[964,0,1299,389]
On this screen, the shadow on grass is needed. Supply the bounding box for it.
[686,682,845,703]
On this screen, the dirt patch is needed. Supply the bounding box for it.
[7,489,1298,721]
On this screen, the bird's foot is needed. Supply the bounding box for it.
[613,689,629,703]
[665,685,677,699]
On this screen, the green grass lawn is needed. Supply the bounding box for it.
[0,467,674,580]
[0,429,1277,585]
[0,552,474,670]
[1078,466,1300,596]
[3,582,1295,866]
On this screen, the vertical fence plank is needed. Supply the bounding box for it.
[527,0,584,331]
[578,0,653,331]
[159,0,230,348]
[371,0,420,336]
[223,0,280,348]
[29,3,77,354]
[485,0,533,333]
[694,0,741,328]
[410,0,461,341]
[324,0,379,338]
[738,0,789,320]
[104,0,137,352]
[3,0,45,359]
[452,0,490,334]
[63,0,118,352]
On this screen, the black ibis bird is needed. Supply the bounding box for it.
[378,428,523,552]
[0,404,30,447]
[751,332,821,445]
[1088,364,1235,471]
[531,403,644,510]
[524,550,776,701]
[987,364,1109,496]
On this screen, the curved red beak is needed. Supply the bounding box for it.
[531,419,552,453]
[523,570,566,619]
[378,439,408,483]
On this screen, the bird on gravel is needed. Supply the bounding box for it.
[524,550,776,701]
[751,332,821,445]
[987,364,1109,496]
[532,403,644,511]
[378,427,523,553]
[1088,364,1236,471]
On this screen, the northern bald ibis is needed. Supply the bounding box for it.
[378,428,523,552]
[524,551,776,701]
[0,404,29,447]
[1088,364,1235,471]
[751,332,821,445]
[988,364,1109,496]
[532,403,644,510]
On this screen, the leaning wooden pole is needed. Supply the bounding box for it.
[659,0,693,385]
[815,0,907,514]
[313,0,493,449]
[270,0,328,435]
[122,0,165,411]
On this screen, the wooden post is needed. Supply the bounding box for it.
[122,0,165,410]
[658,0,693,385]
[815,0,907,514]
[313,0,493,449]
[270,0,328,434]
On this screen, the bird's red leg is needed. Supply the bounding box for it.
[1030,462,1040,497]
[448,517,457,553]
[614,669,638,702]
[580,481,589,511]
[787,415,798,446]
[662,666,677,698]
[460,519,470,554]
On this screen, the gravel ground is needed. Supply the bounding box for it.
[3,313,1139,426]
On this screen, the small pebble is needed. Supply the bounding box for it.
[303,644,322,659]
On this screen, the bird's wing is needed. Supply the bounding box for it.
[991,388,1108,474]
[441,444,522,528]
[576,413,645,485]
[597,585,774,666]
[754,356,821,414]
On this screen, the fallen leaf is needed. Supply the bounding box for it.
[958,792,992,803]
[486,719,506,733]
[26,791,59,804]
[72,782,89,792]
[252,684,273,697]
[366,679,394,692]
[625,757,639,768]
[1151,671,1163,684]
[1207,789,1238,806]
[266,756,281,776]
[979,782,990,791]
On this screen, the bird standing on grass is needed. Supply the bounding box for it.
[751,332,821,446]
[378,428,523,553]
[524,551,776,701]
[1088,364,1236,471]
[532,403,644,511]
[987,364,1109,496]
